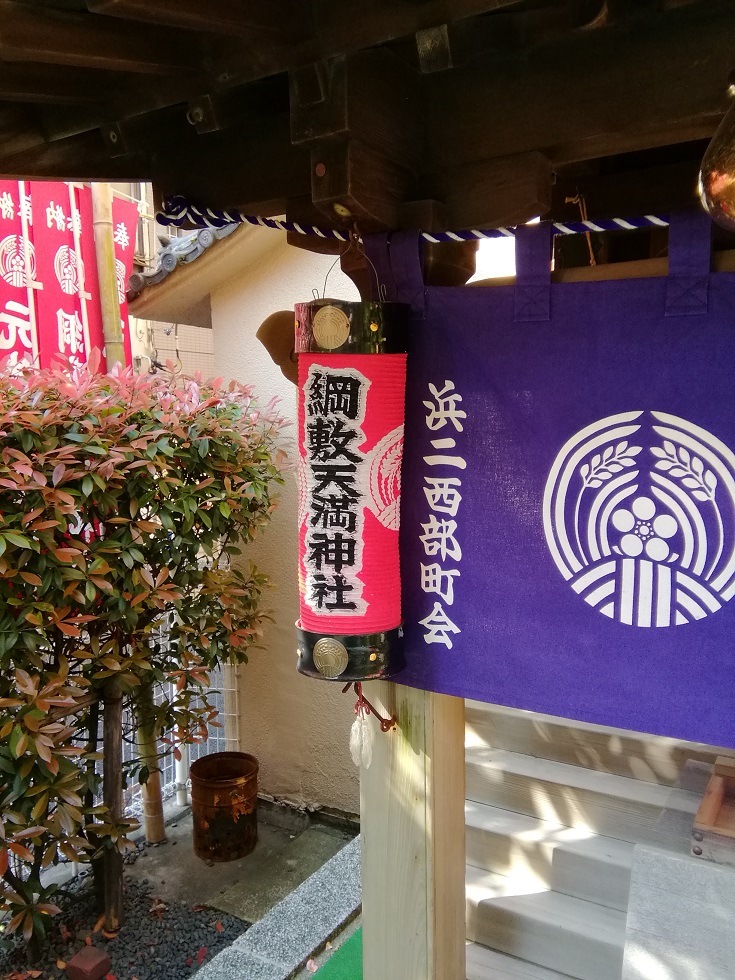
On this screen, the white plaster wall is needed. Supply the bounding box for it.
[211,232,361,814]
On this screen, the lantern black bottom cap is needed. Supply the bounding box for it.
[296,624,405,681]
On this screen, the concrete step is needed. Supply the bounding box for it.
[467,943,575,980]
[466,866,626,980]
[551,832,632,912]
[466,801,633,911]
[466,700,731,786]
[466,745,700,844]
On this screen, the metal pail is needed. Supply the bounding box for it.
[189,752,258,862]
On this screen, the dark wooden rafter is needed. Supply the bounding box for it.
[35,70,283,144]
[149,113,311,218]
[0,0,728,247]
[211,0,528,89]
[0,0,201,73]
[0,129,152,182]
[288,49,422,230]
[0,63,111,104]
[427,3,733,176]
[551,157,705,223]
[0,107,49,161]
[290,51,421,167]
[436,152,553,229]
[86,0,312,40]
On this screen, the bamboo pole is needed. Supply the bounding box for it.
[175,732,189,807]
[91,182,125,369]
[93,186,128,927]
[136,681,167,843]
[92,183,167,842]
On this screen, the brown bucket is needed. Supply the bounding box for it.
[189,752,258,863]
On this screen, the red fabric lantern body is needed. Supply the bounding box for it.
[295,299,409,681]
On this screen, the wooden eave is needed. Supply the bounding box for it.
[0,0,732,246]
[128,222,279,327]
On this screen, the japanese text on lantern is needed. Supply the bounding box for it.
[419,380,467,648]
[303,364,369,617]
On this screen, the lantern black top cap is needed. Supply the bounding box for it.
[294,298,410,355]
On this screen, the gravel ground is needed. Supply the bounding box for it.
[0,844,248,980]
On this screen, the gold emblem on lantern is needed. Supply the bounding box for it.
[313,637,349,677]
[313,305,350,350]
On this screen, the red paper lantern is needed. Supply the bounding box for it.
[295,298,409,680]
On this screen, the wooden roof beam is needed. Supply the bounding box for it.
[150,114,312,217]
[0,0,200,74]
[86,0,312,40]
[0,63,110,104]
[0,129,149,181]
[427,1,734,176]
[213,0,526,89]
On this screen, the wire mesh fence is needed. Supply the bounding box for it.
[121,665,229,818]
[8,613,240,886]
[117,612,240,816]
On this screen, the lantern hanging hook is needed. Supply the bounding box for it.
[320,225,361,298]
[348,224,386,301]
[342,680,397,733]
[318,223,385,301]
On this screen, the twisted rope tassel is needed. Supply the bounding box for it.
[157,194,670,243]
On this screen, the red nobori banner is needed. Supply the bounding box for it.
[0,180,139,371]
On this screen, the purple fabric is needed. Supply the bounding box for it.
[389,211,735,747]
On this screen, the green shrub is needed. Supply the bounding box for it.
[0,354,286,945]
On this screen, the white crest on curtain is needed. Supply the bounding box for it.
[544,411,735,627]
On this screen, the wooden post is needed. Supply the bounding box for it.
[103,679,124,931]
[360,682,466,980]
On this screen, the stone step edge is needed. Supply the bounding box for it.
[465,700,732,758]
[467,942,575,980]
[466,865,627,946]
[192,835,361,980]
[465,745,702,812]
[466,799,635,855]
[465,799,635,866]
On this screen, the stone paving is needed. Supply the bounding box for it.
[123,801,362,980]
[193,836,361,980]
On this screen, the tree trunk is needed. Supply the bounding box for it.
[85,700,106,913]
[136,680,166,843]
[103,679,124,932]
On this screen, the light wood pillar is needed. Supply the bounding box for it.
[361,682,466,980]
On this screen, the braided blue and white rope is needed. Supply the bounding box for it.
[157,194,669,242]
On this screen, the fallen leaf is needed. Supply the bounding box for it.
[214,921,223,933]
[190,904,207,913]
[93,913,106,933]
[102,929,119,940]
[56,961,66,970]
[326,941,333,949]
[105,975,117,980]
[185,958,193,967]
[197,946,207,965]
[149,897,167,921]
[85,935,93,946]
[306,959,318,973]
[60,923,72,942]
